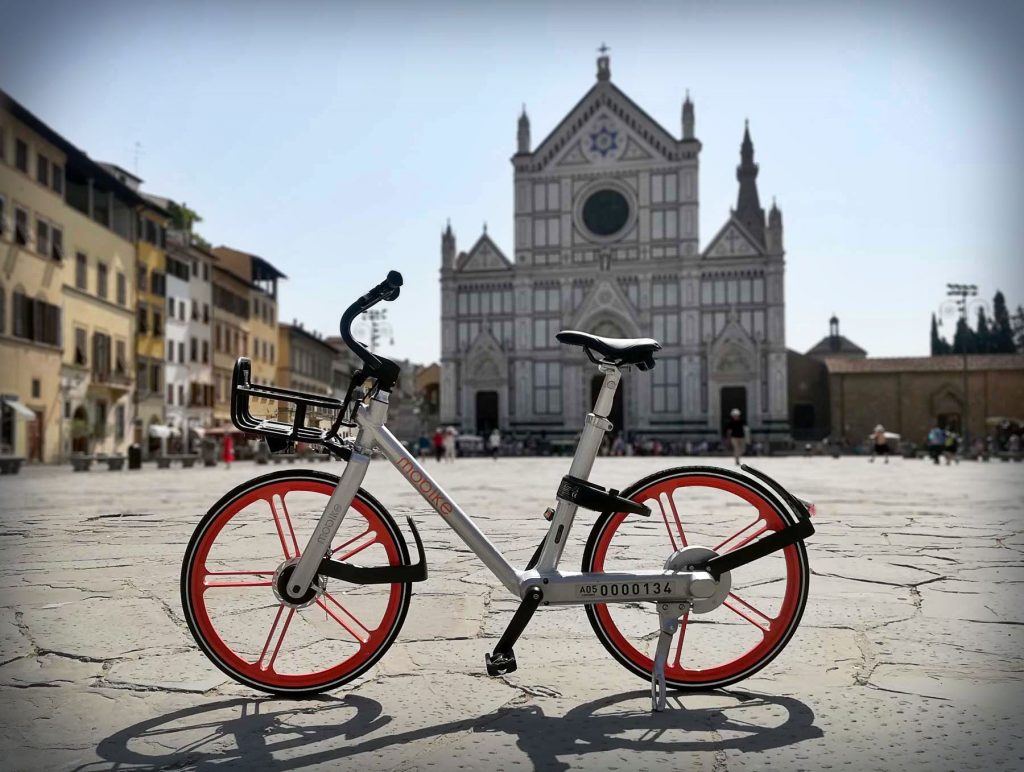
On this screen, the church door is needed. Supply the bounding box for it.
[592,376,624,434]
[720,386,748,434]
[475,391,499,434]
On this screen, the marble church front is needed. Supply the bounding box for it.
[439,53,789,445]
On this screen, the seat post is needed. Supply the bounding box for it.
[568,364,620,481]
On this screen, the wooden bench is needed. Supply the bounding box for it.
[0,456,25,475]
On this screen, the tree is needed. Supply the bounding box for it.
[991,291,1016,353]
[1013,305,1024,352]
[975,307,992,353]
[930,313,951,355]
[952,317,976,354]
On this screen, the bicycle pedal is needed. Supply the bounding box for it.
[485,651,518,676]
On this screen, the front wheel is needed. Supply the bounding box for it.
[181,469,412,695]
[583,466,810,691]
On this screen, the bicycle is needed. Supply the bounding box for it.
[181,271,816,711]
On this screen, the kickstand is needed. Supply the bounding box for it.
[651,602,689,712]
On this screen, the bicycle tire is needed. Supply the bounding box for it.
[582,465,810,691]
[181,469,412,696]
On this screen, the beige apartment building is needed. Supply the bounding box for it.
[213,246,284,422]
[210,263,253,426]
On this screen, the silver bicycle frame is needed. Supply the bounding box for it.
[287,366,716,606]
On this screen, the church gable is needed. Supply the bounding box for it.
[455,233,512,273]
[703,218,765,259]
[569,279,641,336]
[531,82,678,172]
[465,329,508,383]
[710,317,758,377]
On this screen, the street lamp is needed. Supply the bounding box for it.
[936,283,990,446]
[355,309,395,350]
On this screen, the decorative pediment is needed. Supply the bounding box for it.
[703,218,764,259]
[570,280,641,337]
[710,316,757,377]
[455,233,512,273]
[528,82,678,172]
[465,329,508,384]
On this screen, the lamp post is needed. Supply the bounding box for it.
[936,283,990,446]
[355,309,394,351]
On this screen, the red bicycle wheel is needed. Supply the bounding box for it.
[583,466,809,690]
[181,470,411,695]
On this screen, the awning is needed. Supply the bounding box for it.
[148,424,182,439]
[1,398,36,420]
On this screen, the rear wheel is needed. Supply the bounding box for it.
[583,466,809,691]
[181,470,411,695]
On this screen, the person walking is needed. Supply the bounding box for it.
[432,428,444,462]
[221,434,235,470]
[869,424,889,464]
[443,426,457,463]
[724,408,747,466]
[943,431,960,466]
[926,424,946,465]
[488,428,501,460]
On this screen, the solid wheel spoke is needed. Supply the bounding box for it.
[317,592,371,643]
[672,611,690,668]
[330,526,372,556]
[270,496,299,559]
[723,591,774,634]
[655,498,680,552]
[204,569,275,589]
[714,518,767,554]
[334,533,380,562]
[257,605,295,672]
[279,496,301,558]
[666,494,688,549]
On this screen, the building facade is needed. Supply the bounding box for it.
[440,55,788,444]
[211,263,252,426]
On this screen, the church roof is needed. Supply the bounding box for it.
[806,335,867,358]
[454,231,512,272]
[823,354,1024,374]
[702,215,765,259]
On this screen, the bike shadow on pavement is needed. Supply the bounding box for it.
[78,688,822,770]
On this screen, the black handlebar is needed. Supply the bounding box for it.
[340,270,404,371]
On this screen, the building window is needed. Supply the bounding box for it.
[12,292,61,346]
[137,305,148,334]
[269,343,274,364]
[138,265,147,291]
[532,318,559,349]
[190,337,197,362]
[178,384,184,406]
[167,384,174,405]
[202,262,209,281]
[49,226,63,261]
[31,378,40,399]
[153,309,163,336]
[36,154,49,187]
[97,263,108,300]
[73,252,87,290]
[114,405,125,442]
[14,207,28,246]
[178,341,184,363]
[74,327,87,366]
[116,272,126,305]
[150,363,161,392]
[35,218,49,257]
[192,299,199,321]
[203,303,210,324]
[202,340,209,364]
[151,272,165,297]
[652,358,680,413]
[52,165,64,196]
[94,401,107,439]
[115,339,127,375]
[533,361,561,415]
[91,332,112,379]
[191,260,198,277]
[15,139,28,173]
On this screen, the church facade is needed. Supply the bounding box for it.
[439,54,789,445]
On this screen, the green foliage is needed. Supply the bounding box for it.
[1013,305,1024,352]
[991,291,1016,353]
[975,307,992,353]
[933,290,1020,355]
[930,313,951,355]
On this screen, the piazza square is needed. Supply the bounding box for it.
[0,454,1021,771]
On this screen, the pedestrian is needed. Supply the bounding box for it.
[943,431,959,466]
[443,426,457,463]
[432,428,444,462]
[869,424,889,464]
[926,424,945,465]
[724,408,747,465]
[222,434,235,469]
[488,428,501,460]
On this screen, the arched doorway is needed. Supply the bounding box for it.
[720,386,748,434]
[71,406,89,454]
[591,376,624,433]
[475,391,498,434]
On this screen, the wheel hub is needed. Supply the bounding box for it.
[665,546,731,614]
[272,558,327,609]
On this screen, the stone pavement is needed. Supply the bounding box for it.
[0,456,1021,771]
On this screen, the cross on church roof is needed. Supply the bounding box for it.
[597,43,610,55]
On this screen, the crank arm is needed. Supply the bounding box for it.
[318,516,428,584]
[698,517,813,580]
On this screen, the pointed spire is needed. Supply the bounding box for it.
[682,89,695,140]
[517,104,531,154]
[483,221,488,234]
[441,219,456,270]
[735,120,765,246]
[596,43,611,82]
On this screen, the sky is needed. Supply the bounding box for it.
[2,0,1022,364]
